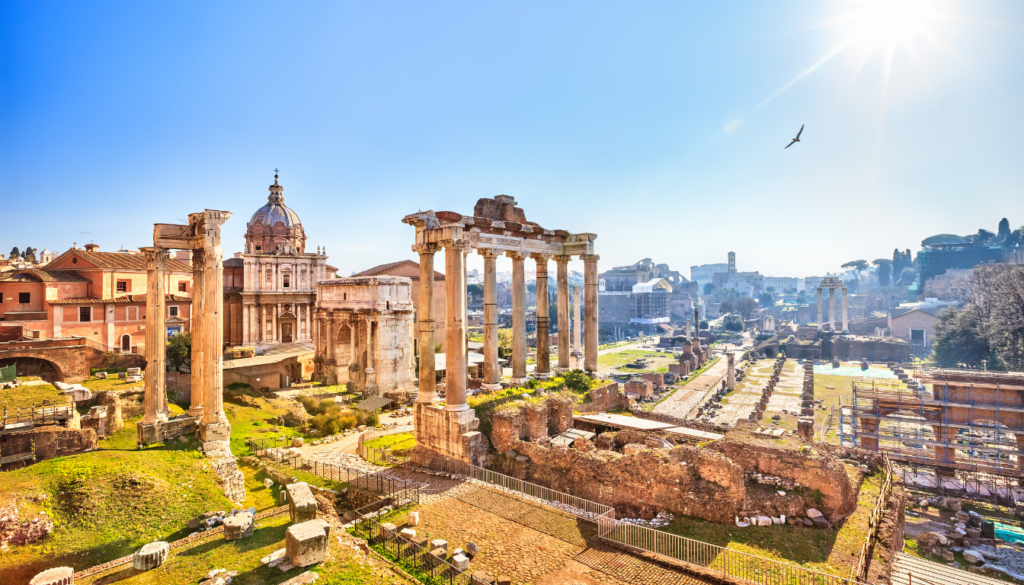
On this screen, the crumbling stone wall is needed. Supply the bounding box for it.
[33,427,97,461]
[546,396,573,435]
[522,404,548,442]
[576,382,631,413]
[492,409,522,453]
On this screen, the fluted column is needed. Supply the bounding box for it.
[415,244,439,403]
[365,315,377,395]
[816,288,823,332]
[188,248,206,418]
[305,302,312,341]
[201,243,229,433]
[142,247,169,425]
[533,254,551,379]
[828,288,836,333]
[582,253,600,374]
[555,255,571,372]
[508,251,527,384]
[480,248,501,390]
[445,241,469,410]
[572,285,582,366]
[841,287,849,333]
[271,304,278,342]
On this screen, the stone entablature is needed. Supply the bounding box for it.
[313,277,416,398]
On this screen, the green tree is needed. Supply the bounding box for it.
[703,282,715,295]
[841,260,868,282]
[873,259,892,287]
[719,299,734,314]
[756,292,774,307]
[734,296,758,319]
[166,332,192,371]
[497,328,513,359]
[932,307,998,368]
[898,267,916,285]
[9,247,20,258]
[563,369,591,393]
[922,234,964,247]
[699,319,709,330]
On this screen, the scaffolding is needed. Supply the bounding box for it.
[842,368,1024,478]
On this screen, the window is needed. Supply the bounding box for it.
[116,280,129,293]
[79,307,91,322]
[19,292,30,304]
[178,282,187,293]
[910,329,925,343]
[169,306,179,318]
[283,275,290,288]
[128,306,138,321]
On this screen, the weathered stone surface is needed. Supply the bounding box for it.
[429,548,447,567]
[471,570,494,585]
[223,512,254,540]
[407,511,420,526]
[133,541,169,570]
[430,538,448,552]
[806,508,823,519]
[465,541,479,556]
[264,478,274,489]
[452,553,470,571]
[380,523,397,539]
[286,520,329,567]
[963,549,985,564]
[400,528,416,541]
[286,482,318,524]
[29,566,74,585]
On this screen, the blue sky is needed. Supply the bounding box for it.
[2,1,1022,279]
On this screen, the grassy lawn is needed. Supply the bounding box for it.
[597,349,676,369]
[82,376,145,393]
[0,382,63,411]
[0,433,234,583]
[77,514,406,585]
[222,385,310,457]
[662,470,884,577]
[363,432,416,452]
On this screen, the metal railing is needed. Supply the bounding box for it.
[420,456,615,522]
[1,398,75,428]
[247,437,420,506]
[350,504,474,585]
[359,444,411,467]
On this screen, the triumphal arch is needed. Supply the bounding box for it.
[403,195,598,466]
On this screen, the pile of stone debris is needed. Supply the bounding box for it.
[913,497,1024,578]
[735,507,829,529]
[746,471,800,490]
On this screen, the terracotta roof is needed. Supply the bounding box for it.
[48,249,192,273]
[352,259,444,281]
[0,269,92,283]
[48,294,193,305]
[223,258,244,267]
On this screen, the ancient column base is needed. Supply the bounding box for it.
[187,406,204,419]
[533,372,553,380]
[509,377,527,387]
[412,402,489,466]
[479,383,503,393]
[554,367,570,375]
[199,421,232,443]
[137,415,200,447]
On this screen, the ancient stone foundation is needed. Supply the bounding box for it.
[202,440,246,504]
[136,414,199,446]
[411,403,489,467]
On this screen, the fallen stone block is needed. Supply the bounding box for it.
[430,538,448,552]
[407,511,420,526]
[292,437,304,448]
[452,553,470,571]
[261,548,287,565]
[471,570,494,585]
[286,482,318,524]
[264,478,274,489]
[279,571,320,585]
[286,520,329,567]
[497,577,511,585]
[133,541,169,570]
[224,512,254,540]
[380,522,397,539]
[429,548,447,567]
[400,528,416,541]
[812,517,829,529]
[29,567,74,585]
[963,549,985,565]
[466,541,479,556]
[806,508,823,519]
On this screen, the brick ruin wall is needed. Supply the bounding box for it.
[33,427,97,461]
[574,382,632,414]
[489,399,857,524]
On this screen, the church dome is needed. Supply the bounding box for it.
[245,173,307,254]
[249,175,302,229]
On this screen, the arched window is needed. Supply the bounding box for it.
[120,333,131,352]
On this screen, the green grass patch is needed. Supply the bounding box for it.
[598,349,675,369]
[0,382,63,411]
[363,432,416,452]
[82,376,145,393]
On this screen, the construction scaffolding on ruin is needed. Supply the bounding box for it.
[842,368,1024,482]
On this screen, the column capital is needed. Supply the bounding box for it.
[580,253,601,263]
[505,250,528,260]
[530,253,553,264]
[412,242,439,255]
[141,247,169,268]
[477,247,501,259]
[554,255,572,264]
[440,239,470,252]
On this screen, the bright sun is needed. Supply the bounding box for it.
[852,0,931,42]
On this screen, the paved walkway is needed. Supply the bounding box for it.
[652,353,731,420]
[891,552,1008,585]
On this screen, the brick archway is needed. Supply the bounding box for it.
[0,356,65,383]
[0,344,106,383]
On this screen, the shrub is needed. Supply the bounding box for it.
[563,369,591,393]
[297,396,320,415]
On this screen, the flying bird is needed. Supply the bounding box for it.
[785,125,804,149]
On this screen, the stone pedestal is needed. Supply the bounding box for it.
[285,520,330,567]
[224,512,254,540]
[30,567,74,585]
[199,422,231,443]
[133,541,169,571]
[286,482,318,523]
[412,403,489,466]
[798,417,815,440]
[136,415,199,447]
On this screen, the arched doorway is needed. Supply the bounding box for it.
[334,324,353,383]
[120,334,131,352]
[0,356,64,383]
[278,309,297,343]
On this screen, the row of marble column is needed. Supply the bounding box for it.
[414,241,599,412]
[141,246,228,434]
[313,311,376,393]
[816,287,850,333]
[242,302,313,345]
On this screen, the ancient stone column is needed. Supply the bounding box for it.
[349,315,357,372]
[509,251,527,384]
[582,254,600,375]
[142,247,169,425]
[188,248,206,418]
[816,288,823,332]
[415,244,439,403]
[444,241,469,411]
[727,352,736,391]
[481,248,501,390]
[306,302,312,341]
[828,288,836,333]
[271,304,278,342]
[198,211,232,442]
[242,304,249,346]
[841,287,849,334]
[555,255,571,372]
[572,285,582,366]
[533,253,551,379]
[365,315,377,395]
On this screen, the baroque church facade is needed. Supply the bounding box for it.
[223,174,334,348]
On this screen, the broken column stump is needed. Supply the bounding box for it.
[29,567,74,585]
[223,511,255,540]
[132,541,169,571]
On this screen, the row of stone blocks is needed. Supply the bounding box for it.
[748,355,786,421]
[798,361,816,439]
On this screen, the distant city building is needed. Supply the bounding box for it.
[690,262,728,286]
[599,259,696,337]
[762,276,799,292]
[912,243,1005,295]
[710,252,764,292]
[887,298,960,348]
